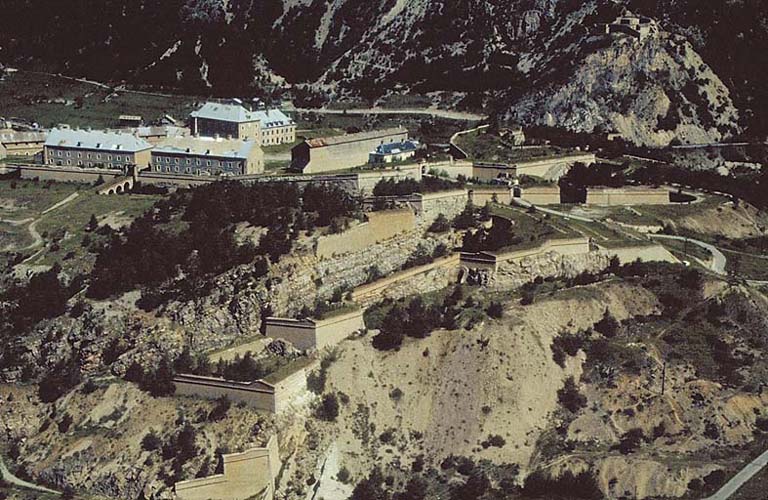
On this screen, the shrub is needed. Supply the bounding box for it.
[337,466,351,484]
[208,396,231,422]
[58,413,73,433]
[594,309,619,337]
[557,377,587,413]
[429,214,451,233]
[481,434,506,448]
[142,431,163,451]
[316,393,340,421]
[486,301,504,318]
[617,428,645,454]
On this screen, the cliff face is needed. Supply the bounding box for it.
[0,0,761,143]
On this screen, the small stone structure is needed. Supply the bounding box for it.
[265,308,365,351]
[175,436,280,500]
[315,209,415,259]
[586,186,670,206]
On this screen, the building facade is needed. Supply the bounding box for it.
[151,136,263,176]
[0,130,48,157]
[44,128,152,170]
[292,127,410,174]
[190,101,296,145]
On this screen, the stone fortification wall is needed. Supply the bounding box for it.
[514,153,596,180]
[470,187,513,206]
[351,254,461,306]
[265,309,365,351]
[425,160,473,179]
[16,165,124,183]
[173,374,277,412]
[519,185,561,205]
[414,190,469,225]
[272,361,319,413]
[175,436,279,500]
[598,244,679,265]
[315,209,415,259]
[586,187,670,206]
[491,251,611,291]
[357,164,422,194]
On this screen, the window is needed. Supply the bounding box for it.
[97,154,102,160]
[48,159,54,165]
[174,166,179,172]
[78,153,82,158]
[185,167,191,173]
[66,151,71,157]
[155,166,161,172]
[108,155,112,161]
[66,160,71,165]
[206,160,211,166]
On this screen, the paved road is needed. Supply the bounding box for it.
[648,234,727,275]
[291,106,486,121]
[704,449,768,500]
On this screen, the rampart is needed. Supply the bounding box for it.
[586,186,671,206]
[315,209,415,259]
[14,164,124,183]
[469,187,513,206]
[351,254,461,305]
[518,185,561,205]
[264,308,366,351]
[175,436,280,500]
[414,190,469,222]
[173,357,316,414]
[597,243,679,265]
[514,153,596,180]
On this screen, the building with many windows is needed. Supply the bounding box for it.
[44,128,153,171]
[190,101,296,145]
[368,140,420,165]
[150,136,263,176]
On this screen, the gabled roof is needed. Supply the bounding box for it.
[191,102,295,127]
[0,130,48,144]
[374,140,419,155]
[45,128,153,152]
[153,136,258,160]
[250,109,294,129]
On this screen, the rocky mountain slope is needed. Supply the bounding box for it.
[1,0,764,144]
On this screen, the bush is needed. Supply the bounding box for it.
[316,393,340,421]
[617,428,645,454]
[557,377,587,413]
[481,434,506,448]
[337,466,351,484]
[486,301,504,318]
[58,413,73,433]
[594,309,619,337]
[142,431,163,451]
[428,213,451,233]
[208,396,231,422]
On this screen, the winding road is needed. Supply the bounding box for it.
[648,234,727,275]
[290,106,486,121]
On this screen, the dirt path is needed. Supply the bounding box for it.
[3,192,80,254]
[0,454,60,496]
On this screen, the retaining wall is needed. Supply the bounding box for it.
[514,153,596,180]
[598,243,679,265]
[15,164,124,183]
[315,209,415,259]
[519,185,561,205]
[470,187,513,206]
[265,308,365,351]
[351,254,461,305]
[173,374,277,412]
[586,187,671,206]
